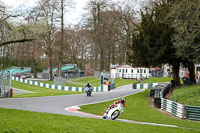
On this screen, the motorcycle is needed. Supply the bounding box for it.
[85,87,92,96]
[102,103,124,120]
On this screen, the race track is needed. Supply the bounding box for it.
[0,84,181,128]
[0,84,142,117]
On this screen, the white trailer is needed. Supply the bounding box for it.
[111,65,150,79]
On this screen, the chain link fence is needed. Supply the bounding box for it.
[94,71,111,78]
[53,77,66,86]
[0,72,12,98]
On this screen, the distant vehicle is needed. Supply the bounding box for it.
[21,73,32,79]
[111,65,150,79]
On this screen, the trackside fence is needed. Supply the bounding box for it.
[133,82,200,121]
[12,77,107,92]
[161,98,185,119]
[132,83,159,89]
[186,105,200,121]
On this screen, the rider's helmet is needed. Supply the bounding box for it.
[87,82,90,86]
[121,98,126,104]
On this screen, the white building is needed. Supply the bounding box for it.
[111,65,150,79]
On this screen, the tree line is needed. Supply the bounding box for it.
[1,0,199,85]
[0,0,137,80]
[128,0,200,87]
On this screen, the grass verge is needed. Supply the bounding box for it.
[140,77,173,84]
[40,77,100,87]
[171,84,200,106]
[114,79,137,87]
[140,77,184,84]
[0,107,199,133]
[11,80,82,98]
[80,90,200,129]
[41,77,137,88]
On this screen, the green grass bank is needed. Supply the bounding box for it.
[40,77,137,88]
[171,84,200,106]
[0,108,198,133]
[80,90,200,129]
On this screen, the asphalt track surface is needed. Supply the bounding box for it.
[0,84,142,116]
[0,84,181,128]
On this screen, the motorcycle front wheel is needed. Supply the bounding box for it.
[102,113,107,119]
[111,110,120,120]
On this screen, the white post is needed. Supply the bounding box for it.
[9,72,12,97]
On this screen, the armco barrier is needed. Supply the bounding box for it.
[133,83,159,89]
[12,77,103,92]
[186,105,200,121]
[161,98,185,119]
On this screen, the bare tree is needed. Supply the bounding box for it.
[62,25,90,69]
[112,1,137,65]
[57,0,74,77]
[84,0,137,72]
[35,0,59,80]
[0,2,33,47]
[86,0,108,71]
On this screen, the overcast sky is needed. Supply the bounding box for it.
[2,0,90,25]
[2,0,144,25]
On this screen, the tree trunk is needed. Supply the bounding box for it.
[58,0,64,78]
[112,45,116,65]
[107,47,111,71]
[172,62,180,87]
[94,47,98,71]
[100,48,104,71]
[58,56,62,78]
[33,59,37,78]
[49,53,53,81]
[188,62,196,84]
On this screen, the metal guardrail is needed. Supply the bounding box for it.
[186,105,200,121]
